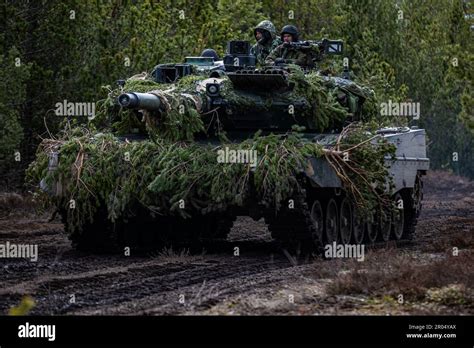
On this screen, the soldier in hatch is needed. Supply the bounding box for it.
[265,25,313,67]
[200,48,219,61]
[250,20,282,66]
[200,48,225,71]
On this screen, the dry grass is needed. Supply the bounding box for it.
[151,246,199,263]
[426,284,471,306]
[424,170,474,196]
[327,249,473,305]
[0,192,25,217]
[422,225,474,253]
[0,192,45,219]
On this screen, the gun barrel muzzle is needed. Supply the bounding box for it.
[118,92,161,110]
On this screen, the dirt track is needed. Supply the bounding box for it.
[0,171,473,315]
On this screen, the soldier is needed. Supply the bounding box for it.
[250,20,281,66]
[200,48,225,71]
[265,25,313,67]
[200,48,219,61]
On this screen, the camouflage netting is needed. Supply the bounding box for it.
[28,68,396,234]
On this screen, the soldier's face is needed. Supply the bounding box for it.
[283,34,293,43]
[255,31,263,41]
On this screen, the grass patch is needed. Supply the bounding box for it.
[327,249,473,304]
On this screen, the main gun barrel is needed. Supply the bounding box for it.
[118,92,161,110]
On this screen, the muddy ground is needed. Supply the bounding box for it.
[0,171,472,315]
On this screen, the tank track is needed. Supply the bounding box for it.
[400,173,423,242]
[63,175,423,255]
[264,175,423,256]
[265,184,324,257]
[64,207,236,253]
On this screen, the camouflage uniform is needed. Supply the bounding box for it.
[250,20,282,66]
[265,24,314,67]
[265,44,312,66]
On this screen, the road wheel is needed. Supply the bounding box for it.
[352,206,365,244]
[392,193,405,240]
[310,199,324,246]
[412,174,424,217]
[339,198,352,244]
[378,210,391,242]
[365,213,377,244]
[325,199,339,243]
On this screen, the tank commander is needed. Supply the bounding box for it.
[265,25,316,67]
[200,48,225,71]
[201,48,219,61]
[250,20,282,66]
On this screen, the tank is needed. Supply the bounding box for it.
[31,39,429,254]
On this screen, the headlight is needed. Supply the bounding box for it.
[206,83,220,97]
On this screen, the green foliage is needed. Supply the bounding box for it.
[459,88,473,132]
[332,124,397,217]
[28,124,396,234]
[287,66,348,130]
[0,47,30,170]
[27,130,326,231]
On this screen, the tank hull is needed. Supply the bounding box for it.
[40,126,428,253]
